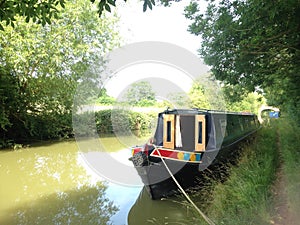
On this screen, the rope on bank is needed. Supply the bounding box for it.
[154,145,215,225]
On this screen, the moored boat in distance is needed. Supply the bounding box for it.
[129,108,261,200]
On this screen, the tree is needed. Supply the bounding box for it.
[167,92,191,108]
[0,0,65,30]
[0,67,19,131]
[0,0,175,30]
[222,85,266,114]
[0,0,120,143]
[97,88,116,105]
[185,0,300,120]
[124,81,156,106]
[0,0,125,30]
[188,75,226,110]
[188,81,210,109]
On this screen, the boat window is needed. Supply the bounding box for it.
[195,115,206,152]
[167,121,172,142]
[198,121,203,144]
[163,114,175,149]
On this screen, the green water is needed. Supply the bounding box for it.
[0,137,200,225]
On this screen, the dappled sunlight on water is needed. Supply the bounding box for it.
[0,141,118,225]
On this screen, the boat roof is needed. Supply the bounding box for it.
[161,108,256,116]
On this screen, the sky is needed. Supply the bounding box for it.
[117,0,202,54]
[104,0,208,99]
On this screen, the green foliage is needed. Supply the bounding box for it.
[94,0,120,16]
[97,89,116,105]
[0,0,120,146]
[0,0,65,30]
[155,100,173,109]
[264,73,300,123]
[188,81,210,109]
[188,75,226,111]
[26,113,73,140]
[222,85,266,114]
[0,68,18,131]
[167,92,191,108]
[0,0,165,29]
[137,99,156,107]
[185,0,300,123]
[143,0,156,12]
[124,81,156,106]
[158,0,181,7]
[74,109,155,136]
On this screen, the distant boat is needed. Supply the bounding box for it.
[129,108,261,199]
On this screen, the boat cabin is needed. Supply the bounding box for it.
[152,108,259,153]
[153,109,208,152]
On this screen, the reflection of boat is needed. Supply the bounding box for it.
[127,187,195,225]
[129,109,260,199]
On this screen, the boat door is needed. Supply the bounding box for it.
[195,115,206,151]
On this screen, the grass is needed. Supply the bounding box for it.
[187,117,300,225]
[274,118,300,222]
[207,126,279,225]
[185,121,283,224]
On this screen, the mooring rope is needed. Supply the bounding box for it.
[153,145,216,225]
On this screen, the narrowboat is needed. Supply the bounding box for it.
[129,108,260,199]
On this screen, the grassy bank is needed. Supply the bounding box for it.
[187,117,300,224]
[205,126,278,224]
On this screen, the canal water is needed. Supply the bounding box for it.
[0,137,203,225]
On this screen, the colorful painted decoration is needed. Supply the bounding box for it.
[150,148,202,163]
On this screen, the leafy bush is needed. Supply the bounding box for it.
[74,109,156,137]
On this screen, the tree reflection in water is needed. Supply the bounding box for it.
[8,182,118,225]
[0,142,119,225]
